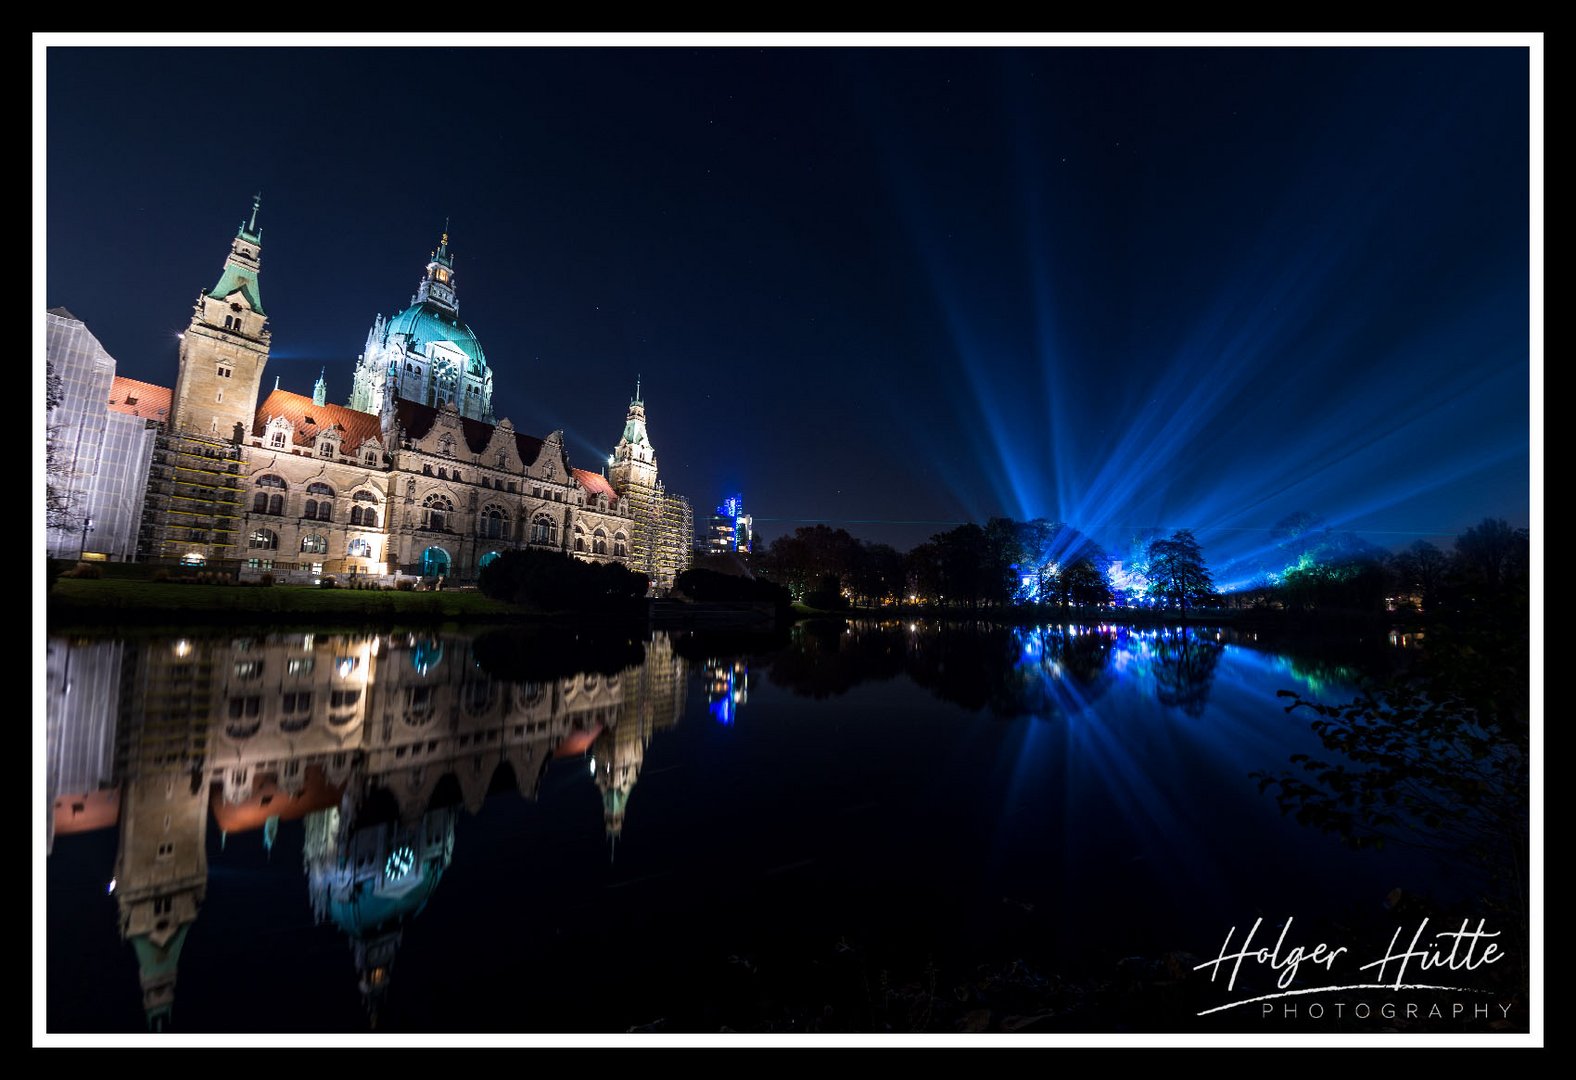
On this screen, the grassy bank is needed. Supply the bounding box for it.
[47,577,523,626]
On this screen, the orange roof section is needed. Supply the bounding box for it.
[209,765,345,833]
[573,468,616,500]
[53,787,121,836]
[107,376,172,420]
[553,723,605,759]
[253,391,616,497]
[253,389,385,453]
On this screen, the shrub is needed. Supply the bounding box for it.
[396,579,417,591]
[67,561,105,580]
[259,572,274,587]
[152,567,171,583]
[319,576,338,589]
[673,567,792,611]
[478,548,649,611]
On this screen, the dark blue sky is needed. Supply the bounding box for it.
[45,46,1531,560]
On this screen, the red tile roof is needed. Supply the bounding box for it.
[107,376,172,420]
[574,468,617,500]
[273,394,616,497]
[253,389,385,453]
[209,766,344,833]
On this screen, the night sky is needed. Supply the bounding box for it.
[45,46,1531,563]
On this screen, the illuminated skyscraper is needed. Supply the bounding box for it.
[702,493,752,556]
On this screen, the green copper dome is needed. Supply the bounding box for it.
[384,301,488,376]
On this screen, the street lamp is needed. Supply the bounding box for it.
[77,516,95,562]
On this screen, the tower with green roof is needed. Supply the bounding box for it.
[348,230,496,424]
[168,194,271,437]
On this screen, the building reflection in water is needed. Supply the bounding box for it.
[46,631,687,1029]
[704,658,749,726]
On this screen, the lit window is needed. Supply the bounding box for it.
[269,431,286,448]
[301,534,328,555]
[249,528,278,550]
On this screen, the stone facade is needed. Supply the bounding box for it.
[63,201,693,587]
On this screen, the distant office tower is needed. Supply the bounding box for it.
[703,494,752,556]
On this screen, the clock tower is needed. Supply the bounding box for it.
[169,195,271,436]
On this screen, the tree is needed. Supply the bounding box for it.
[1449,518,1529,610]
[849,541,905,606]
[1060,557,1111,610]
[1391,540,1449,612]
[1145,530,1214,617]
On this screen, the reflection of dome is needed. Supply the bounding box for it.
[411,639,444,676]
[385,302,487,376]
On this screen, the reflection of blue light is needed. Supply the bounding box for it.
[707,660,745,725]
[412,639,444,676]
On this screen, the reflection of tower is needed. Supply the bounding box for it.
[704,658,749,726]
[112,639,215,1030]
[590,633,689,849]
[303,799,456,1026]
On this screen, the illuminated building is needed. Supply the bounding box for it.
[51,200,693,589]
[702,494,752,557]
[44,309,160,561]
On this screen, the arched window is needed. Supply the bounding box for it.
[593,528,608,556]
[301,534,327,555]
[423,493,454,532]
[573,525,586,553]
[530,514,556,545]
[613,532,627,558]
[347,538,373,558]
[306,483,334,521]
[421,547,450,577]
[249,528,278,550]
[480,505,508,539]
[252,478,286,516]
[479,551,501,570]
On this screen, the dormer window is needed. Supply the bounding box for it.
[318,441,333,457]
[270,430,287,449]
[217,365,232,379]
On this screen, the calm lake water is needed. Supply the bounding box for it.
[45,621,1513,1034]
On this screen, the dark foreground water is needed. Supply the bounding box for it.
[44,621,1527,1034]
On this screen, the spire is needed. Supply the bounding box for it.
[274,375,281,392]
[313,368,328,407]
[248,191,261,234]
[415,226,457,312]
[633,374,643,406]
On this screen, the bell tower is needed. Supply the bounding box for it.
[608,378,659,491]
[169,195,271,436]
